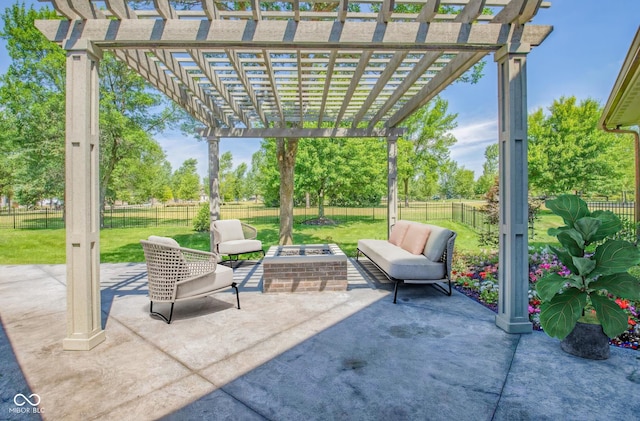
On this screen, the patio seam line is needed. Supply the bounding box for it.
[489,333,522,421]
[218,386,274,421]
[38,264,67,286]
[100,304,220,388]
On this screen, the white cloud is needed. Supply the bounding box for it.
[448,119,498,176]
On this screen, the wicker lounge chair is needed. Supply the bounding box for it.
[212,219,264,268]
[140,236,240,324]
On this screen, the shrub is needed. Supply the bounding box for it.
[193,203,210,232]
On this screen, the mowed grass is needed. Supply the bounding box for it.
[0,215,563,264]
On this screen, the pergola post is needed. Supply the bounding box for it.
[387,136,398,239]
[494,43,533,334]
[63,42,106,350]
[208,137,221,252]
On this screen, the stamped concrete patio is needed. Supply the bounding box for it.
[1,258,639,420]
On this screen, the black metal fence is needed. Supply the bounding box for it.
[1,202,635,241]
[0,202,490,230]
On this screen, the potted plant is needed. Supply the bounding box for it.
[537,194,640,359]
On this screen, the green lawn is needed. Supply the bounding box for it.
[0,213,564,265]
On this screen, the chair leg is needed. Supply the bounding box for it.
[232,283,240,309]
[150,301,174,324]
[393,281,400,304]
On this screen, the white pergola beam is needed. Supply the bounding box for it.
[35,20,553,51]
[201,127,406,139]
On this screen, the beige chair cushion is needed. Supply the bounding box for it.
[148,235,180,247]
[175,264,234,299]
[389,220,410,246]
[214,219,245,242]
[218,239,263,255]
[400,223,431,255]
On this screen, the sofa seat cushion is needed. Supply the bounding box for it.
[218,239,262,255]
[358,239,446,281]
[175,264,234,300]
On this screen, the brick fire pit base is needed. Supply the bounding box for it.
[262,244,348,293]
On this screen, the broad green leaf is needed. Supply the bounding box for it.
[593,240,640,276]
[590,294,630,338]
[549,246,578,274]
[536,273,568,301]
[539,288,588,339]
[571,256,596,277]
[546,195,590,228]
[548,226,570,237]
[557,229,585,256]
[590,210,623,242]
[589,273,640,300]
[573,217,601,244]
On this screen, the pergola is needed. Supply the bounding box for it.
[35,0,552,350]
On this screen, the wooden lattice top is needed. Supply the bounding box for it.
[36,1,552,133]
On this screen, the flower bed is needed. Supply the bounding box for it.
[452,247,640,350]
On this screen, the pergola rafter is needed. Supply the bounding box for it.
[35,0,552,351]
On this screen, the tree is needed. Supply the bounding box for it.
[475,143,499,196]
[230,162,248,202]
[172,158,200,201]
[398,97,458,203]
[0,3,183,214]
[453,167,476,198]
[0,4,65,206]
[528,96,632,197]
[218,151,234,203]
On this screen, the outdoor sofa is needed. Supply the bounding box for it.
[356,220,456,303]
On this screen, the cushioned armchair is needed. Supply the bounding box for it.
[140,236,239,323]
[212,219,264,268]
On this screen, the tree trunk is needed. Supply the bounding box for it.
[305,191,310,208]
[277,138,298,245]
[403,177,409,208]
[318,186,325,218]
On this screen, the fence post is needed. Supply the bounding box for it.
[13,208,16,229]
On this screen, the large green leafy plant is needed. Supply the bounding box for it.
[538,195,640,339]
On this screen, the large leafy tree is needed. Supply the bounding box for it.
[172,158,200,201]
[0,4,65,206]
[398,97,458,203]
[528,97,633,197]
[0,3,180,212]
[475,143,499,196]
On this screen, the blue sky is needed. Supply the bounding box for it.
[2,1,639,178]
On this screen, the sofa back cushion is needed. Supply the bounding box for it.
[389,220,411,246]
[423,224,453,261]
[214,219,245,242]
[400,222,431,255]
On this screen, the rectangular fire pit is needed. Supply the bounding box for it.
[262,244,348,293]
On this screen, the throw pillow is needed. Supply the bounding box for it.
[400,223,431,255]
[389,220,411,246]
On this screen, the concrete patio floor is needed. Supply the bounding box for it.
[1,258,639,420]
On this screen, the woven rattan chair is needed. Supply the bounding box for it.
[212,219,264,268]
[140,236,240,324]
